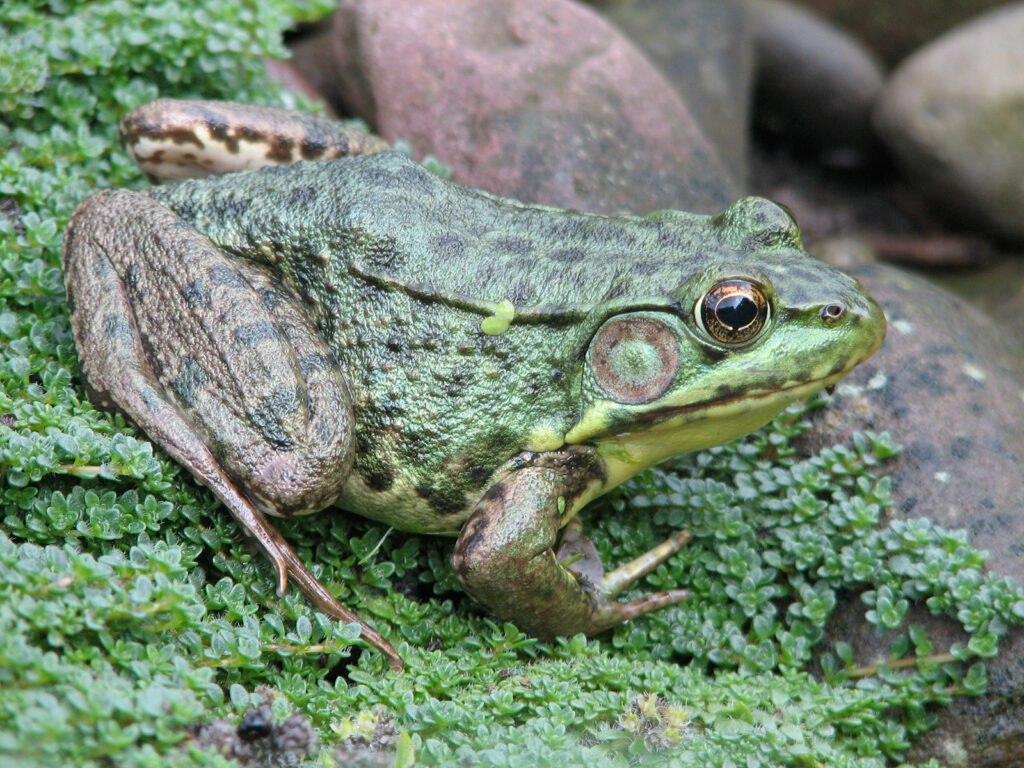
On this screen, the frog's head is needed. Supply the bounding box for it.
[564,197,886,488]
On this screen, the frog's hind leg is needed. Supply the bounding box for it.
[63,189,402,668]
[120,99,391,182]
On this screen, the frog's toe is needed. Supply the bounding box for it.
[600,530,692,598]
[590,588,690,627]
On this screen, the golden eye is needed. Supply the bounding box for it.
[590,316,680,404]
[697,279,770,345]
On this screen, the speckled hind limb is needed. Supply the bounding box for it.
[63,189,402,669]
[451,447,689,638]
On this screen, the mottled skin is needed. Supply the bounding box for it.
[62,100,886,669]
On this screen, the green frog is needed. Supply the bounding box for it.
[63,99,886,669]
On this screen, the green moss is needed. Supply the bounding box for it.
[1,2,1021,766]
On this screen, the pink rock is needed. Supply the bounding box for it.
[322,0,737,214]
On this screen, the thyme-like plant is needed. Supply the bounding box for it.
[2,2,1022,766]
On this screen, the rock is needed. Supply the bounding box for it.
[263,58,336,113]
[793,0,1008,66]
[810,241,1024,768]
[873,4,1024,242]
[297,0,738,215]
[589,0,755,186]
[750,0,884,168]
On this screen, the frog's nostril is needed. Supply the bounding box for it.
[820,303,845,322]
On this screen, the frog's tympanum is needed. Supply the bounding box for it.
[63,100,886,669]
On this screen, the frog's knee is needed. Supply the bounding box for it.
[245,448,351,517]
[64,189,149,267]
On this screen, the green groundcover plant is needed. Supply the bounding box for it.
[2,2,1023,766]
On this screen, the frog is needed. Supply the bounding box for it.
[62,99,886,670]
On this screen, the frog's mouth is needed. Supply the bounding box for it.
[636,369,850,427]
[587,370,857,491]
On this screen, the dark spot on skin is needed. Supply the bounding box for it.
[363,463,395,492]
[313,416,334,444]
[264,136,295,164]
[551,247,586,263]
[481,483,507,504]
[298,353,334,376]
[171,355,210,407]
[632,260,659,275]
[820,358,846,378]
[605,279,633,299]
[194,106,238,153]
[432,234,466,259]
[494,237,533,255]
[214,193,251,221]
[360,166,397,188]
[362,235,404,271]
[509,256,534,274]
[258,286,285,310]
[92,253,110,277]
[65,285,76,314]
[150,127,205,149]
[183,278,212,309]
[208,264,250,289]
[102,313,133,342]
[415,481,469,516]
[124,263,139,290]
[702,345,727,363]
[656,226,687,250]
[250,387,299,451]
[353,431,396,492]
[395,164,435,192]
[385,337,405,353]
[286,185,317,208]
[300,135,330,159]
[233,320,277,348]
[453,515,490,561]
[414,428,521,516]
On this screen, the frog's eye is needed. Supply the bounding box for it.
[590,316,680,404]
[697,279,770,345]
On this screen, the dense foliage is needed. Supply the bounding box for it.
[2,2,1022,766]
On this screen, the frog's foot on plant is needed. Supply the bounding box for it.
[451,447,690,639]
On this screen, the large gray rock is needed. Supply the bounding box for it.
[751,0,884,168]
[873,4,1024,242]
[812,242,1024,768]
[295,0,738,215]
[589,0,756,186]
[795,0,1008,66]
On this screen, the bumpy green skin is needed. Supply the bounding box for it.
[64,140,885,651]
[143,152,874,529]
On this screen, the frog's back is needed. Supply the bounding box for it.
[150,151,714,313]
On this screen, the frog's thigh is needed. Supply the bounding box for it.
[63,188,355,516]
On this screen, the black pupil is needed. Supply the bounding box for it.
[715,293,757,330]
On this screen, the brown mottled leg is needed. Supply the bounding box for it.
[64,189,401,669]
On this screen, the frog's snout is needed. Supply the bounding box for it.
[821,291,887,360]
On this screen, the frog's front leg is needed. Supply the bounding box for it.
[452,447,690,638]
[63,189,402,668]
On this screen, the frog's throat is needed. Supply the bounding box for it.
[578,371,850,493]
